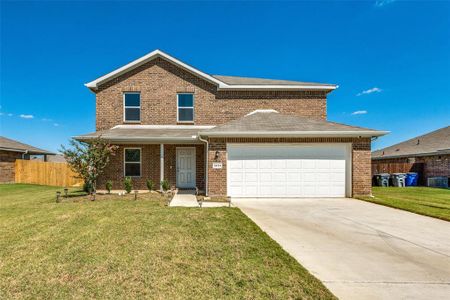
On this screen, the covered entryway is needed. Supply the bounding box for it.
[227,144,351,197]
[176,147,196,188]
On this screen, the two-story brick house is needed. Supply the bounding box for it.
[76,50,387,197]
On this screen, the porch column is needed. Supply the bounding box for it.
[160,144,164,190]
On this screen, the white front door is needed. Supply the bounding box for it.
[227,144,351,198]
[176,147,196,188]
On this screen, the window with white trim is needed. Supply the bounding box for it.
[124,92,141,122]
[177,93,194,122]
[124,148,141,177]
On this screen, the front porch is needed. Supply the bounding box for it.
[97,143,206,192]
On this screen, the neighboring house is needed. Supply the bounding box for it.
[31,154,66,163]
[0,136,55,183]
[75,49,387,197]
[372,126,450,184]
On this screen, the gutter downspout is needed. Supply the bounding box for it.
[198,134,209,196]
[22,150,28,159]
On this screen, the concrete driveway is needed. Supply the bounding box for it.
[233,197,450,300]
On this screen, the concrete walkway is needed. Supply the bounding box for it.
[169,190,232,208]
[233,197,450,300]
[169,190,199,207]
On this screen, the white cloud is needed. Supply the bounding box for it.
[351,110,368,115]
[20,114,34,119]
[7,113,13,117]
[41,118,53,122]
[53,123,59,127]
[375,0,395,7]
[357,87,382,96]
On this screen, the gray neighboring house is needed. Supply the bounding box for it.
[372,126,450,184]
[0,136,55,183]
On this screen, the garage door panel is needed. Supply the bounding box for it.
[227,144,348,198]
[229,172,243,183]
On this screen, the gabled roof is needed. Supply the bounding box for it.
[0,136,54,155]
[372,126,450,159]
[199,110,388,138]
[85,49,337,92]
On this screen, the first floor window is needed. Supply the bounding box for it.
[177,93,194,122]
[124,92,141,122]
[124,148,141,177]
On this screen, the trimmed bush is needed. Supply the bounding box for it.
[146,179,155,191]
[124,177,133,194]
[161,179,170,191]
[105,180,112,194]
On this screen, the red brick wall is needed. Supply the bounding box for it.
[97,144,160,190]
[95,58,328,131]
[97,144,205,190]
[206,137,372,197]
[0,150,22,183]
[352,139,372,196]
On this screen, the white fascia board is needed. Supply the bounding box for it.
[199,130,390,138]
[85,49,226,90]
[73,136,201,143]
[112,124,215,129]
[217,84,338,91]
[0,147,27,153]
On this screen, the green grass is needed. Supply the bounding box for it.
[0,184,335,299]
[357,187,450,221]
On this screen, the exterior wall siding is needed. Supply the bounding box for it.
[95,57,327,131]
[206,137,372,197]
[0,150,23,183]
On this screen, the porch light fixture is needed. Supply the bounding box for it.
[214,151,220,161]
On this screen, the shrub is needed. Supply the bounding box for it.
[106,180,112,194]
[124,177,133,194]
[161,179,170,191]
[146,179,155,191]
[83,181,93,194]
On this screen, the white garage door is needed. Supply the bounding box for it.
[227,144,350,197]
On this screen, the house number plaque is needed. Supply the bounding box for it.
[212,162,223,169]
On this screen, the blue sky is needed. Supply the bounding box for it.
[1,0,449,153]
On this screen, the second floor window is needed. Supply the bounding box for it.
[124,92,140,122]
[177,93,194,122]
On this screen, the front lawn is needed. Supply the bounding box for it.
[357,187,450,221]
[0,184,335,299]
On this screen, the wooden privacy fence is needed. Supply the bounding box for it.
[371,161,424,185]
[15,159,83,187]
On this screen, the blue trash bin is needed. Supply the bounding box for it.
[406,172,418,186]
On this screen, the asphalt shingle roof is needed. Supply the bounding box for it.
[74,126,212,143]
[212,75,335,87]
[372,126,450,159]
[0,136,54,155]
[199,111,386,137]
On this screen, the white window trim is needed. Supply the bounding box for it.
[124,147,142,178]
[177,93,194,123]
[123,92,141,123]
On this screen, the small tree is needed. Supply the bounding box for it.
[61,137,118,194]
